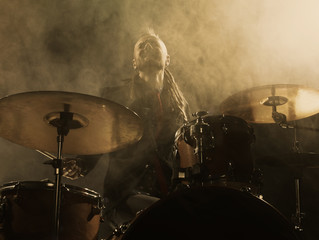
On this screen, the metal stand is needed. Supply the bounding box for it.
[52,134,64,239]
[47,109,85,240]
[291,124,304,232]
[263,89,306,232]
[274,119,305,232]
[189,111,213,183]
[293,177,303,232]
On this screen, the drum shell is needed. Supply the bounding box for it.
[175,115,255,182]
[0,181,103,240]
[112,186,301,240]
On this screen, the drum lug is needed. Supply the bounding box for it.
[87,205,101,221]
[221,123,228,135]
[113,222,130,237]
[240,186,252,194]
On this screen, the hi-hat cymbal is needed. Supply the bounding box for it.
[220,84,319,123]
[0,91,144,155]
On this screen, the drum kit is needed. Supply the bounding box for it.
[0,91,143,240]
[0,84,318,239]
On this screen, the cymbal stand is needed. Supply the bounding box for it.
[274,117,304,231]
[47,108,84,240]
[51,112,72,240]
[291,122,304,232]
[262,85,291,128]
[263,89,305,231]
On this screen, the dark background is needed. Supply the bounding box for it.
[0,0,318,239]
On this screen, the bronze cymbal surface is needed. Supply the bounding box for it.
[0,91,144,155]
[220,84,319,123]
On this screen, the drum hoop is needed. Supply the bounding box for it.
[176,114,255,138]
[122,186,297,239]
[0,180,102,203]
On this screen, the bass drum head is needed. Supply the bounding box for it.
[120,186,300,240]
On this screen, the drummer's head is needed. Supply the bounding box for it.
[132,29,170,72]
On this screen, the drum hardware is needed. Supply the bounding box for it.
[109,222,130,239]
[109,186,301,240]
[289,124,305,233]
[220,84,319,123]
[0,91,143,155]
[220,84,319,233]
[284,153,308,233]
[292,177,305,232]
[88,205,103,222]
[255,121,310,232]
[0,180,104,240]
[44,106,90,239]
[0,91,143,239]
[265,123,307,231]
[259,85,288,126]
[260,117,317,232]
[188,111,214,183]
[174,114,256,194]
[36,149,56,161]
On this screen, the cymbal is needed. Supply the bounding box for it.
[220,84,319,123]
[0,91,144,155]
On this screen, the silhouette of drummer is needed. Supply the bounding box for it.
[63,29,190,231]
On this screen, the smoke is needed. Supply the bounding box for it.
[0,1,319,238]
[2,0,319,109]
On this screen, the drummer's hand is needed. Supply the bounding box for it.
[62,157,83,180]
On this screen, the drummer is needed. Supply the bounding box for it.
[63,29,190,232]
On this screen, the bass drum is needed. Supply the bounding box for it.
[0,180,103,240]
[174,115,255,183]
[111,186,300,240]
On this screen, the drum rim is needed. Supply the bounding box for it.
[121,185,298,239]
[144,185,289,219]
[185,114,252,126]
[0,180,102,200]
[175,114,255,142]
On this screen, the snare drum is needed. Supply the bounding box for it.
[111,186,300,240]
[174,115,255,184]
[0,180,103,240]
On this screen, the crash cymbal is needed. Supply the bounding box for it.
[220,84,319,123]
[0,91,143,155]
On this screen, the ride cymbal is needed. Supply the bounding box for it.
[220,84,319,123]
[0,91,144,155]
